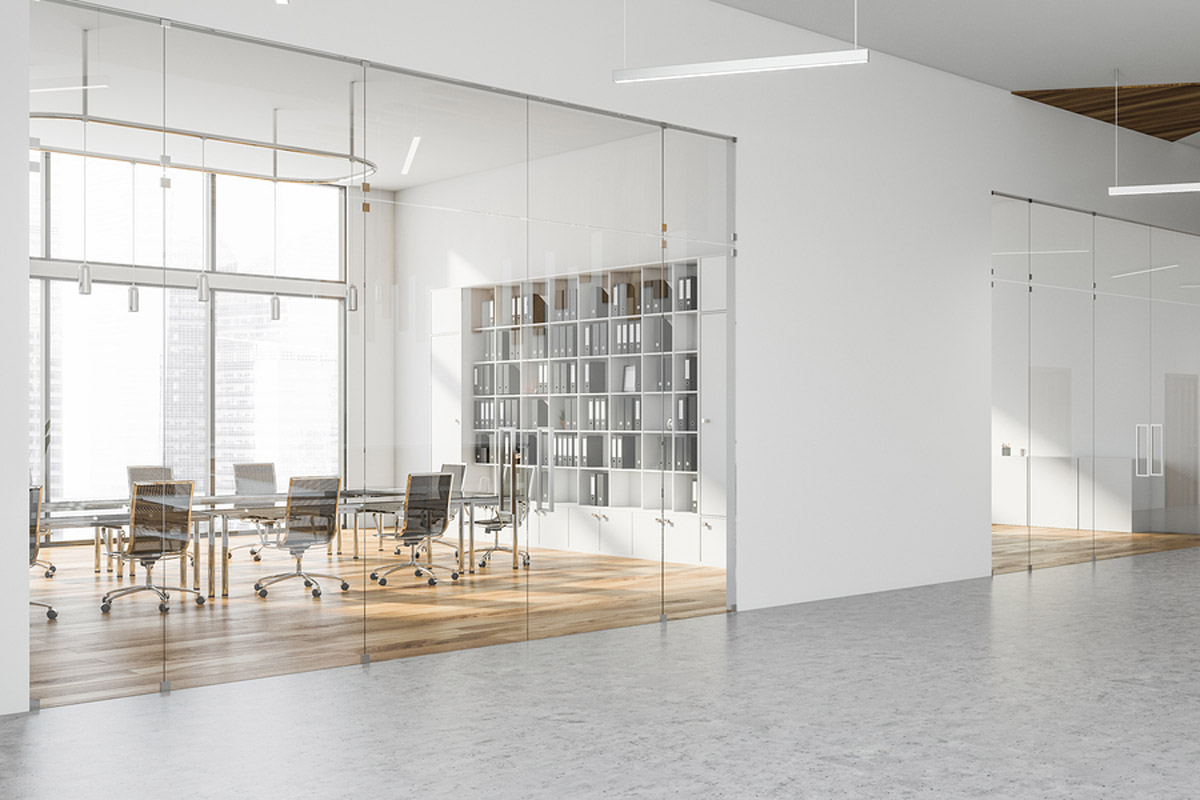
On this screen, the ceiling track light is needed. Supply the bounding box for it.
[77,262,92,295]
[346,283,359,312]
[197,272,210,302]
[270,294,281,321]
[128,284,139,313]
[401,136,421,175]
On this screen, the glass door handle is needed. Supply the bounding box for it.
[1135,424,1150,477]
[1151,423,1165,477]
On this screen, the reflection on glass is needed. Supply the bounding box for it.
[214,294,340,494]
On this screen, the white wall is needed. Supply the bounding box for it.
[12,2,1200,709]
[2,0,31,717]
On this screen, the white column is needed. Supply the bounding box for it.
[0,0,31,716]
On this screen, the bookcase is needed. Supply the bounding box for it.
[460,258,725,566]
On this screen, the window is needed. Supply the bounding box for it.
[30,152,344,501]
[214,293,340,493]
[215,175,341,280]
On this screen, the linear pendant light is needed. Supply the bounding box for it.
[1109,182,1200,197]
[613,0,868,83]
[614,49,869,83]
[1105,68,1200,198]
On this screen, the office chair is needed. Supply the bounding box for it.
[253,476,349,598]
[111,466,176,579]
[228,462,283,561]
[369,472,454,586]
[29,486,56,620]
[101,480,206,613]
[476,463,532,569]
[427,462,466,559]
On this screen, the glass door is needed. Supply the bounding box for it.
[990,196,1031,573]
[1094,216,1152,555]
[1027,203,1094,570]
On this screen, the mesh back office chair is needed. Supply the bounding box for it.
[477,464,532,570]
[369,472,454,586]
[113,466,177,579]
[29,486,56,620]
[426,462,466,560]
[253,477,349,599]
[228,462,282,560]
[101,481,206,613]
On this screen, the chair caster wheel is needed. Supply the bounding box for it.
[303,580,313,588]
[258,589,268,598]
[48,565,56,573]
[158,603,169,613]
[253,555,262,562]
[44,570,54,579]
[100,602,111,613]
[196,596,206,606]
[253,583,262,591]
[340,582,350,591]
[428,577,437,586]
[369,572,379,581]
[479,560,488,569]
[523,558,531,567]
[311,588,321,598]
[46,609,57,620]
[451,572,459,580]
[377,577,387,586]
[414,569,423,578]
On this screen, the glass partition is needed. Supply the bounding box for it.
[525,100,665,638]
[661,128,733,619]
[27,0,734,708]
[993,196,1200,575]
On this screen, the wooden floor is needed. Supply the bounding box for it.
[28,532,726,708]
[992,524,1200,574]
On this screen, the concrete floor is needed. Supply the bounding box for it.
[4,548,1200,798]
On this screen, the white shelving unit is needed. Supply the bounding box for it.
[459,259,726,566]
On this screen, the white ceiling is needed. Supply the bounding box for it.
[28,1,660,193]
[713,0,1200,92]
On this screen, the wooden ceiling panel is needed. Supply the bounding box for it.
[1014,83,1200,142]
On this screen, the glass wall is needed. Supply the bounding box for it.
[991,195,1200,574]
[26,0,734,708]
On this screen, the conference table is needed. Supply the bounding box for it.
[41,488,502,599]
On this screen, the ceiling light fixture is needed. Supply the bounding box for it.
[1109,182,1200,197]
[29,83,110,94]
[1111,264,1180,279]
[275,0,289,5]
[613,0,868,83]
[401,135,421,175]
[1106,68,1200,197]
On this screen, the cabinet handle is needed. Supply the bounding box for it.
[701,418,711,424]
[1135,424,1149,477]
[654,517,675,527]
[703,521,712,529]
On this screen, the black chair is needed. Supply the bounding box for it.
[29,486,56,620]
[477,464,532,570]
[253,476,349,598]
[370,472,455,586]
[101,481,206,613]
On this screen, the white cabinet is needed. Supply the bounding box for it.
[633,510,701,564]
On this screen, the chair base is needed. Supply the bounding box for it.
[30,600,56,620]
[101,562,205,613]
[33,559,56,579]
[478,541,531,570]
[370,545,455,586]
[254,557,349,598]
